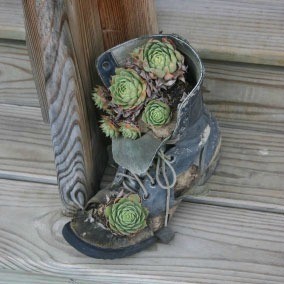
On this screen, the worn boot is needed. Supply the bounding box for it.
[63,34,221,259]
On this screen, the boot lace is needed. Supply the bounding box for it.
[116,149,177,226]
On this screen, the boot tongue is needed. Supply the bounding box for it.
[112,133,164,175]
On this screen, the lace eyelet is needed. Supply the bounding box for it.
[102,61,110,70]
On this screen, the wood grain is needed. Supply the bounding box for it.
[0,0,25,41]
[0,41,39,107]
[185,124,284,212]
[96,0,158,50]
[3,0,284,67]
[0,181,284,283]
[22,0,107,215]
[203,60,284,124]
[97,0,127,49]
[0,104,56,181]
[156,0,284,66]
[201,61,284,211]
[22,0,49,122]
[0,270,96,284]
[0,179,59,207]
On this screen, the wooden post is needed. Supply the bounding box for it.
[22,0,158,216]
[98,0,158,50]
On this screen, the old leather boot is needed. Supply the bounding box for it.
[63,34,221,259]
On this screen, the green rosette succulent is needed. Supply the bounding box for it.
[119,122,141,140]
[92,86,109,111]
[109,68,147,110]
[105,194,148,236]
[142,100,171,127]
[132,38,185,81]
[100,116,119,138]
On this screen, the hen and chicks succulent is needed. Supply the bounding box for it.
[104,194,148,236]
[92,37,187,140]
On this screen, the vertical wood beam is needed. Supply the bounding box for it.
[22,0,158,216]
[22,0,107,216]
[98,0,158,49]
[22,0,48,122]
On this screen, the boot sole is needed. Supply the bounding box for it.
[62,222,157,259]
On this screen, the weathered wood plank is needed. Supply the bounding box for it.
[3,0,284,67]
[0,0,25,41]
[157,0,284,66]
[0,104,56,181]
[0,181,283,283]
[204,60,284,124]
[0,41,39,107]
[0,270,96,284]
[0,270,109,284]
[22,0,107,215]
[22,1,49,122]
[0,179,59,207]
[185,124,284,213]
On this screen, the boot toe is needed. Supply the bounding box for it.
[62,212,156,259]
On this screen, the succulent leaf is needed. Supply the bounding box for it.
[142,100,171,127]
[100,116,119,138]
[119,122,141,140]
[92,86,110,110]
[131,38,186,87]
[104,194,148,236]
[109,68,147,110]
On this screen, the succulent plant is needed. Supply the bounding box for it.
[92,38,186,140]
[92,86,110,111]
[100,116,119,138]
[142,100,171,127]
[105,194,148,236]
[119,122,141,140]
[109,68,147,110]
[131,38,186,87]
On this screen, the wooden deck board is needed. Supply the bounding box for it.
[0,270,96,284]
[157,0,284,66]
[0,41,39,107]
[0,0,25,41]
[0,180,283,283]
[204,60,284,124]
[0,104,56,182]
[184,125,284,212]
[2,1,284,66]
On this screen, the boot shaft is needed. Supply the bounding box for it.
[96,34,208,175]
